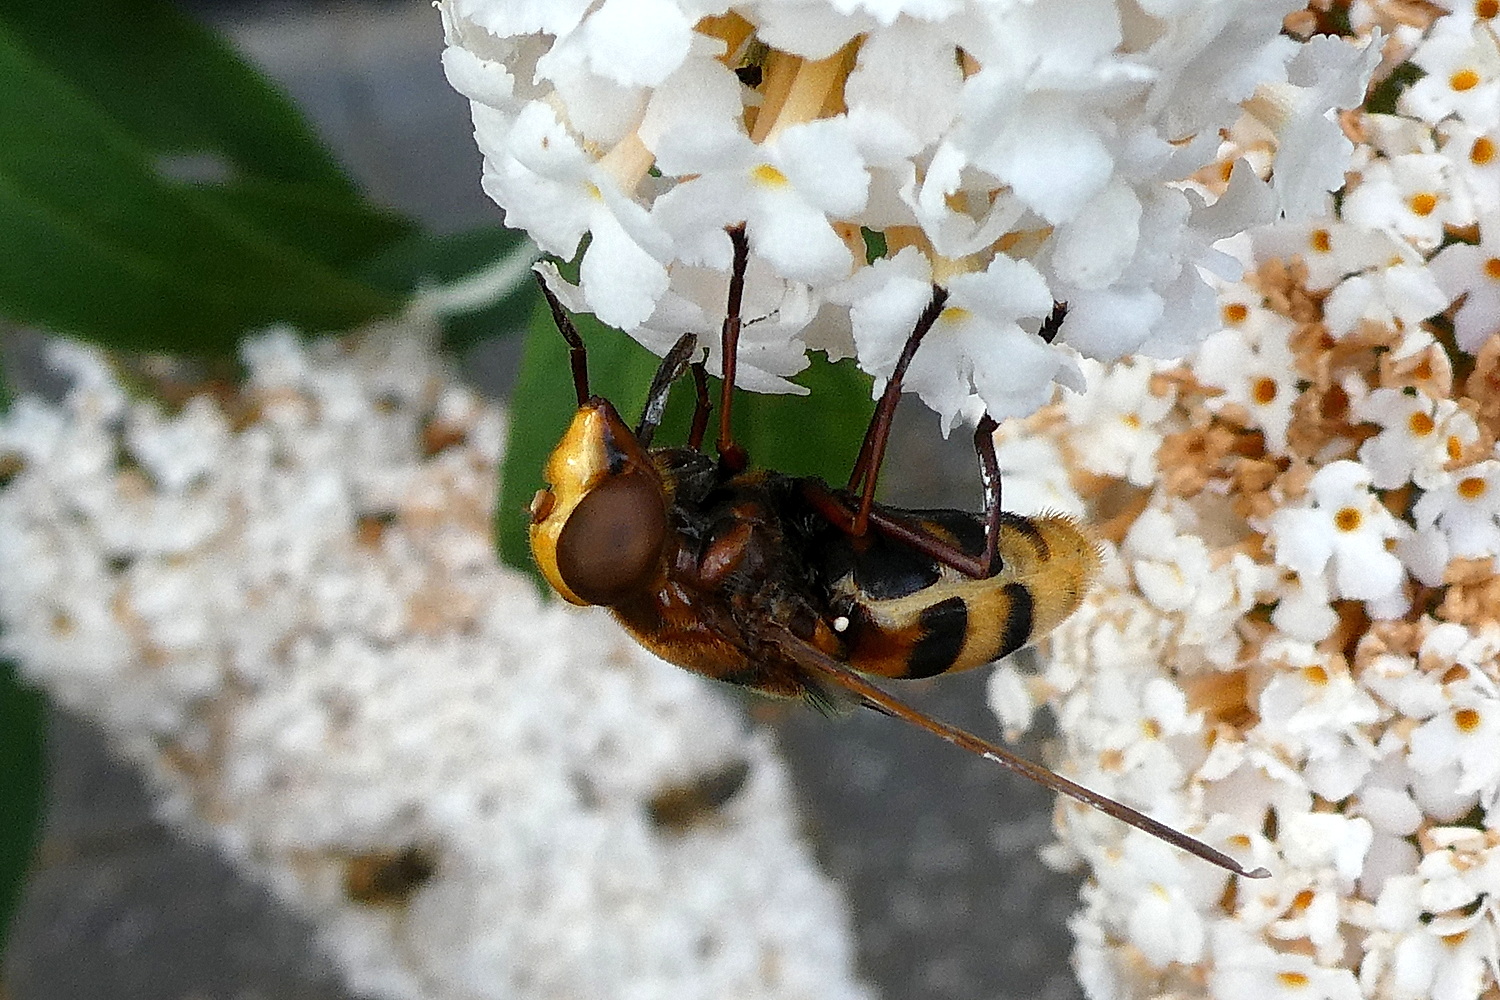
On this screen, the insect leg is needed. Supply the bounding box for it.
[846,285,950,535]
[965,301,1065,574]
[687,362,711,452]
[717,223,750,473]
[801,477,991,578]
[635,332,701,448]
[761,622,1270,880]
[1039,300,1069,344]
[534,271,591,407]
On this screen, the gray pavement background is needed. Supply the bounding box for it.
[3,4,1085,998]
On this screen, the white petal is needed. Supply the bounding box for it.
[579,0,692,87]
[1051,181,1143,290]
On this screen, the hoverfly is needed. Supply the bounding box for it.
[527,225,1268,880]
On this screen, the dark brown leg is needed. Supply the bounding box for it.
[845,285,950,534]
[802,478,996,578]
[687,362,711,451]
[635,332,701,448]
[535,271,591,407]
[717,224,750,473]
[973,414,1002,577]
[1039,301,1068,343]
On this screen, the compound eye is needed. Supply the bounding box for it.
[555,474,667,606]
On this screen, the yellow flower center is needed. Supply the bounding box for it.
[1333,507,1363,532]
[1302,665,1329,686]
[939,305,971,325]
[1409,192,1439,216]
[1277,971,1311,989]
[1451,69,1481,92]
[751,163,789,187]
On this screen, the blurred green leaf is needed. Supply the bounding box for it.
[4,0,354,193]
[497,301,876,581]
[0,662,46,962]
[357,226,538,351]
[0,3,415,352]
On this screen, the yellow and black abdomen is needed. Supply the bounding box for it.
[819,509,1100,680]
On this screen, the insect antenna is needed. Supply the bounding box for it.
[534,271,591,406]
[762,624,1271,880]
[636,332,701,448]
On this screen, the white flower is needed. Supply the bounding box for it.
[1212,925,1363,1000]
[1438,120,1500,215]
[1267,460,1405,601]
[1401,18,1500,130]
[1192,302,1299,454]
[1342,153,1475,251]
[1252,220,1406,290]
[1413,459,1500,560]
[1356,387,1480,489]
[1060,356,1176,486]
[1428,209,1500,353]
[1322,251,1450,340]
[440,0,1374,428]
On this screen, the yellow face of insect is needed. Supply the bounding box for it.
[528,398,669,608]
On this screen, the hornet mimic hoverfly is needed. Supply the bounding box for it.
[526,224,1268,880]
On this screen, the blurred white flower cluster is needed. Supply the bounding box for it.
[985,3,1500,998]
[0,320,872,1000]
[439,0,1378,429]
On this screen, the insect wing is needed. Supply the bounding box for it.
[754,619,1269,880]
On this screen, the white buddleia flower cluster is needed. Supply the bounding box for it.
[0,318,873,1000]
[439,0,1379,430]
[985,3,1500,998]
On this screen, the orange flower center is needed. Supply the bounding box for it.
[1223,302,1250,324]
[1309,228,1332,253]
[1455,707,1482,732]
[1334,507,1363,532]
[1251,376,1279,405]
[1449,436,1465,460]
[1451,69,1481,92]
[1302,665,1329,686]
[1478,0,1498,19]
[1473,136,1496,166]
[1277,971,1311,989]
[1485,257,1500,281]
[1409,192,1439,216]
[1408,411,1436,436]
[1458,476,1488,500]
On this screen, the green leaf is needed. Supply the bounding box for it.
[357,225,538,351]
[0,662,46,961]
[1366,61,1424,116]
[0,5,415,352]
[3,0,352,193]
[496,302,876,582]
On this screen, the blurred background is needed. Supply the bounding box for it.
[1,3,1083,998]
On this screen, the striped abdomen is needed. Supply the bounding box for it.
[819,509,1100,680]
